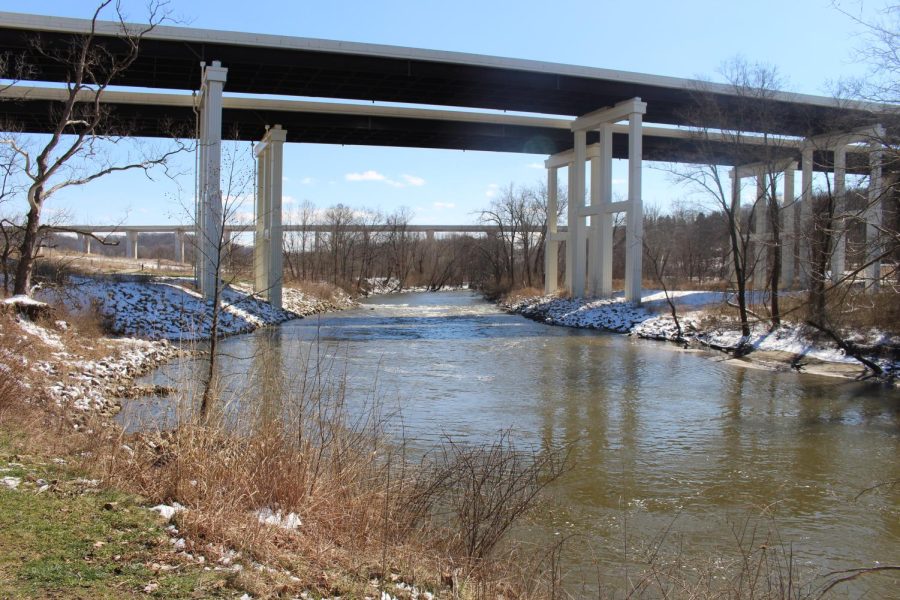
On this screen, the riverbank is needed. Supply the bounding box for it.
[2,275,355,418]
[502,291,900,380]
[0,280,464,599]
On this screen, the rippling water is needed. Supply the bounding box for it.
[128,291,900,596]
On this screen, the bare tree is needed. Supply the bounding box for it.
[670,58,796,339]
[199,139,256,419]
[0,1,186,297]
[381,207,415,290]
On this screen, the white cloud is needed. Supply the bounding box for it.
[345,170,424,188]
[402,174,425,186]
[526,162,544,170]
[612,178,626,185]
[223,194,254,209]
[433,201,455,210]
[301,177,314,185]
[283,195,297,205]
[485,183,500,198]
[346,170,386,182]
[232,210,254,224]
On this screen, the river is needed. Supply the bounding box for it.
[126,290,900,596]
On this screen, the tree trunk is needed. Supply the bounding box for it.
[13,203,43,296]
[768,190,782,328]
[727,212,751,337]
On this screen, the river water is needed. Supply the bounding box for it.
[128,291,900,596]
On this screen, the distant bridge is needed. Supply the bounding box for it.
[54,224,570,264]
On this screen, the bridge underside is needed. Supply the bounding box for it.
[0,11,894,306]
[0,15,880,137]
[0,96,873,172]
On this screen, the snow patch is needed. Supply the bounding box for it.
[256,507,302,530]
[151,502,185,522]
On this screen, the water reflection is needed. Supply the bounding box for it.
[127,291,900,595]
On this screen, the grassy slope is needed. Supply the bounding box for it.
[0,434,239,599]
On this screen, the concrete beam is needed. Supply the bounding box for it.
[571,97,647,131]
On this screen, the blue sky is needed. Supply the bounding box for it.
[3,0,886,226]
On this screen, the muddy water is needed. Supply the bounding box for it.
[129,291,900,596]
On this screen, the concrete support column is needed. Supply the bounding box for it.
[176,230,186,264]
[798,145,814,288]
[753,169,767,290]
[865,149,884,290]
[254,124,287,309]
[571,129,587,297]
[624,110,643,304]
[543,167,559,294]
[80,233,92,255]
[565,162,577,293]
[426,229,435,241]
[565,97,645,303]
[125,231,138,259]
[597,123,614,297]
[254,144,269,296]
[588,155,601,296]
[831,146,847,283]
[781,164,796,289]
[197,60,228,301]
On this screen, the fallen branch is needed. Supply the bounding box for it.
[805,319,883,375]
[815,565,900,598]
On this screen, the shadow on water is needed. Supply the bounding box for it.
[123,290,900,595]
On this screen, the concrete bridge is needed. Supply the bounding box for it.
[2,11,893,308]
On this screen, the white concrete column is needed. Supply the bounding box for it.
[624,111,643,304]
[268,127,285,310]
[125,231,138,259]
[197,60,228,301]
[255,148,269,295]
[426,229,435,241]
[254,125,287,309]
[753,168,768,290]
[544,167,559,294]
[865,149,884,290]
[798,144,814,288]
[831,146,847,283]
[597,123,614,297]
[176,230,186,263]
[781,164,796,289]
[572,130,587,297]
[565,162,577,293]
[80,233,92,255]
[588,155,601,296]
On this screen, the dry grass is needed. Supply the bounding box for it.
[823,288,900,335]
[0,326,570,599]
[501,286,547,304]
[289,279,350,305]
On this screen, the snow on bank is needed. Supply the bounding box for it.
[3,275,354,415]
[33,338,184,413]
[504,293,652,332]
[505,291,898,374]
[37,275,354,341]
[5,309,184,415]
[362,277,469,296]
